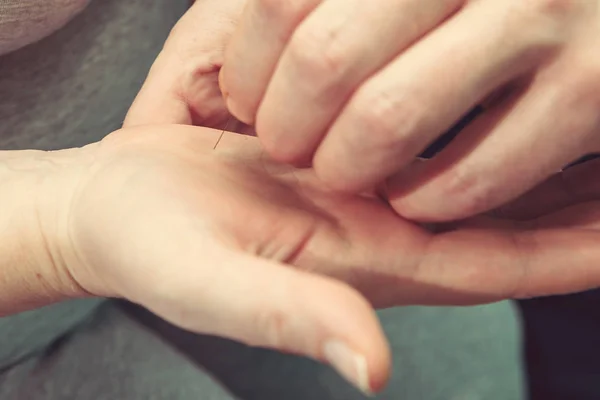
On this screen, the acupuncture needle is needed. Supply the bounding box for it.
[213,118,233,150]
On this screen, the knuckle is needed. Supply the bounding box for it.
[287,26,348,83]
[525,0,582,17]
[180,54,222,92]
[502,0,587,48]
[255,0,291,20]
[256,0,315,26]
[351,89,424,157]
[564,63,600,108]
[176,56,232,123]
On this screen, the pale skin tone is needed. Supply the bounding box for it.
[219,0,600,222]
[4,124,600,394]
[4,0,600,395]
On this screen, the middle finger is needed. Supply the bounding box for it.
[314,0,564,192]
[256,0,464,162]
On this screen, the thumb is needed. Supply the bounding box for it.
[144,251,390,395]
[124,0,245,128]
[123,51,230,128]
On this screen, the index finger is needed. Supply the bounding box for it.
[404,227,600,305]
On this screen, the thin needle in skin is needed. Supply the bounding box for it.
[214,118,233,150]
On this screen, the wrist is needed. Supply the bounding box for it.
[0,145,97,315]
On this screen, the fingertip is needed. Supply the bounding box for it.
[225,94,255,125]
[387,186,484,223]
[323,339,388,396]
[220,60,257,126]
[365,341,392,394]
[266,146,309,165]
[164,246,391,395]
[388,195,446,223]
[385,160,496,222]
[312,158,372,195]
[316,282,391,395]
[218,65,229,99]
[312,131,409,196]
[221,256,391,392]
[286,275,390,394]
[253,119,314,166]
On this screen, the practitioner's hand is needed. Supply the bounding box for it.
[221,0,600,222]
[124,0,250,133]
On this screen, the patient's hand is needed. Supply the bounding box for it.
[52,124,600,394]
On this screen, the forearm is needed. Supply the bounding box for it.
[0,148,90,316]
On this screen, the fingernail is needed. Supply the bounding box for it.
[323,340,373,396]
[218,66,228,97]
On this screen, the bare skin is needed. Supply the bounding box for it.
[41,0,598,393]
[4,123,600,393]
[219,0,600,223]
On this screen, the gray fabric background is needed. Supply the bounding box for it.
[0,301,524,400]
[0,0,188,368]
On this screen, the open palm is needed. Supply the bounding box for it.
[59,124,600,393]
